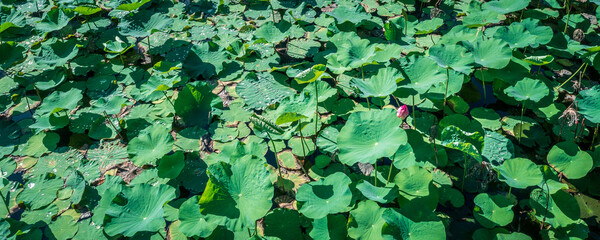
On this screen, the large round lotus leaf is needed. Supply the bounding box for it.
[174,83,216,128]
[353,67,402,98]
[356,181,399,204]
[471,108,501,130]
[481,131,514,167]
[473,193,516,228]
[199,155,273,231]
[348,200,385,240]
[503,78,549,102]
[497,158,543,189]
[381,208,445,240]
[577,85,600,123]
[157,151,185,179]
[337,109,407,165]
[336,37,376,69]
[496,232,533,240]
[428,44,474,74]
[547,142,593,179]
[127,124,174,166]
[397,55,445,94]
[104,184,176,237]
[47,215,78,240]
[263,208,303,240]
[529,189,580,228]
[296,172,353,219]
[17,174,62,210]
[482,0,531,14]
[309,214,348,240]
[394,166,433,197]
[35,38,79,68]
[118,10,173,37]
[178,196,217,238]
[466,38,512,69]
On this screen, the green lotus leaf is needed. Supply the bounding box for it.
[336,37,376,69]
[254,21,291,43]
[462,9,502,28]
[473,193,516,228]
[104,183,176,237]
[183,42,228,79]
[0,41,25,69]
[394,166,433,197]
[356,181,399,204]
[503,78,549,102]
[174,82,216,128]
[297,172,352,219]
[471,108,502,130]
[482,0,531,14]
[35,38,79,68]
[17,174,62,210]
[178,196,218,238]
[353,67,402,98]
[263,208,303,240]
[74,5,102,15]
[481,131,514,167]
[35,8,74,32]
[337,109,407,165]
[522,55,554,65]
[397,55,445,94]
[47,215,78,239]
[348,200,386,240]
[428,44,474,74]
[127,124,174,166]
[236,72,294,110]
[103,36,134,55]
[414,18,443,35]
[200,155,273,231]
[16,131,59,158]
[547,142,593,179]
[157,151,185,179]
[0,7,24,33]
[577,85,600,123]
[530,188,580,228]
[326,3,372,25]
[466,38,512,69]
[381,208,446,240]
[294,64,328,84]
[497,158,543,189]
[118,10,173,37]
[115,0,151,11]
[287,39,321,59]
[309,214,348,240]
[275,112,308,125]
[493,23,537,49]
[441,125,484,161]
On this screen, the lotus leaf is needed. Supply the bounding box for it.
[297,172,352,219]
[337,109,407,165]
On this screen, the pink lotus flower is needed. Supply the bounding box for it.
[397,105,409,119]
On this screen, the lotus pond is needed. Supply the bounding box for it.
[1,0,600,239]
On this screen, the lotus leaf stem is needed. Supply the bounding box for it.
[314,81,319,155]
[556,62,586,90]
[480,69,486,106]
[387,153,396,184]
[519,102,526,143]
[592,123,599,150]
[374,160,378,187]
[266,131,282,177]
[412,95,416,128]
[461,153,467,191]
[443,68,450,115]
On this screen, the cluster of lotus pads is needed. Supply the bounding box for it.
[1,0,600,239]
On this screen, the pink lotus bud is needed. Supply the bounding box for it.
[397,105,409,119]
